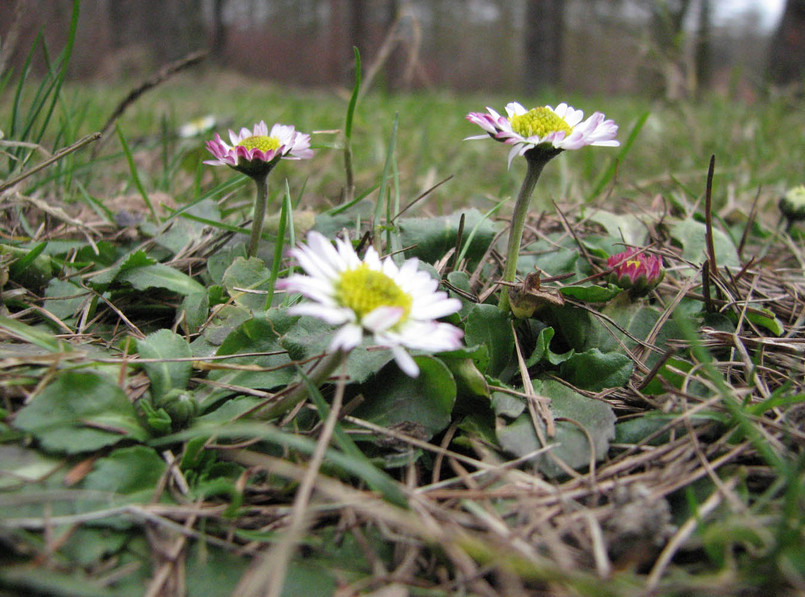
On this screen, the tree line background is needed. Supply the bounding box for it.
[1,0,803,98]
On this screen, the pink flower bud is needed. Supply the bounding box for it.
[607,248,664,297]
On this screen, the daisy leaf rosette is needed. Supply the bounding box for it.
[466,101,619,168]
[278,231,464,377]
[204,120,313,177]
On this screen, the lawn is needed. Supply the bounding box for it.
[1,22,805,597]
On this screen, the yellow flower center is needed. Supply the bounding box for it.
[238,135,281,153]
[625,259,642,269]
[510,107,572,139]
[335,264,412,321]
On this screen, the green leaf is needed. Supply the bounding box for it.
[194,304,252,351]
[83,445,166,498]
[518,236,585,279]
[744,308,784,337]
[119,263,205,295]
[0,316,70,352]
[86,249,155,288]
[399,209,500,267]
[559,284,621,303]
[491,388,526,419]
[154,422,409,508]
[560,348,634,391]
[0,566,117,597]
[76,446,168,529]
[281,315,393,385]
[615,412,675,445]
[59,527,131,567]
[138,399,173,435]
[180,291,210,334]
[153,198,221,255]
[351,355,456,440]
[497,379,616,478]
[525,326,574,367]
[221,256,272,311]
[44,278,88,320]
[199,312,296,411]
[547,302,680,369]
[464,303,514,377]
[586,209,652,247]
[13,371,148,453]
[0,445,62,489]
[136,329,192,400]
[441,355,489,398]
[207,243,248,284]
[670,218,740,269]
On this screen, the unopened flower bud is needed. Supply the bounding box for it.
[607,248,664,297]
[779,186,805,223]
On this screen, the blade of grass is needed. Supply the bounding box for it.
[341,47,361,205]
[151,421,408,508]
[457,197,508,265]
[14,0,79,164]
[0,316,69,352]
[373,113,399,243]
[7,31,41,141]
[299,364,407,506]
[344,47,361,143]
[264,181,290,309]
[0,132,101,194]
[672,310,786,473]
[116,124,159,223]
[325,181,380,216]
[75,181,113,223]
[586,110,649,202]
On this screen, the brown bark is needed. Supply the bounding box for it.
[523,0,565,94]
[768,0,805,85]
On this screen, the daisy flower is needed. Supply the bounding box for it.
[465,101,619,314]
[205,120,313,177]
[204,120,313,258]
[467,102,619,168]
[278,231,464,377]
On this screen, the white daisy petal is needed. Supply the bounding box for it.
[330,324,363,352]
[289,303,351,325]
[390,345,419,377]
[363,306,405,332]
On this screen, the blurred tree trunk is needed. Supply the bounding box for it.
[210,0,228,62]
[108,0,206,65]
[646,0,692,99]
[694,0,711,96]
[523,0,565,95]
[349,0,371,60]
[768,0,805,86]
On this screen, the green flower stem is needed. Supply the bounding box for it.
[260,350,348,420]
[247,174,269,258]
[498,154,551,312]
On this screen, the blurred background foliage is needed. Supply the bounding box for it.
[1,0,803,99]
